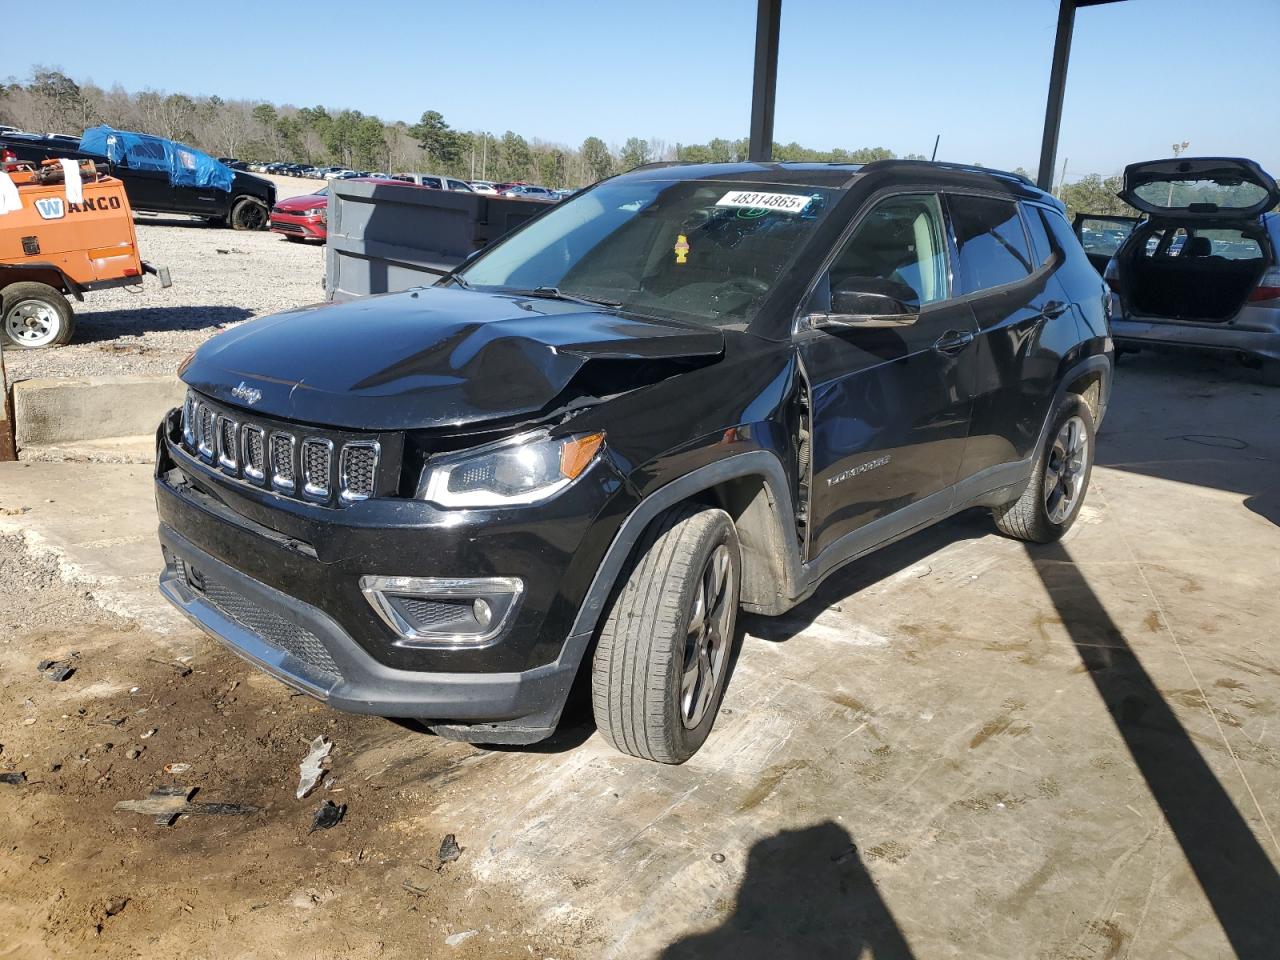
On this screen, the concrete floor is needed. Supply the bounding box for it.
[1,350,1277,958]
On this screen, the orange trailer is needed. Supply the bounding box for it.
[0,159,170,348]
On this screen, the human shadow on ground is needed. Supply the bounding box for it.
[662,820,916,960]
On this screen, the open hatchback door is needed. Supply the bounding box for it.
[1118,157,1280,219]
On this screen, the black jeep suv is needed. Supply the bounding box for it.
[155,160,1113,763]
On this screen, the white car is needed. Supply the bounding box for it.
[468,181,498,195]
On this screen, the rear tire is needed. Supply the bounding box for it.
[592,503,740,764]
[1,282,75,349]
[993,397,1095,543]
[230,197,268,231]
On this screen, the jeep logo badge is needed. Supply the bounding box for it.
[231,382,262,405]
[34,197,65,220]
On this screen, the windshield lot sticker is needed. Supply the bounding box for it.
[674,233,690,264]
[716,191,810,214]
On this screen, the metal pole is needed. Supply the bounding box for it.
[0,342,15,462]
[748,0,781,162]
[1037,0,1076,191]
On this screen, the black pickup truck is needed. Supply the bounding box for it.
[1,130,275,229]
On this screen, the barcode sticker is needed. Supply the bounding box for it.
[715,190,810,214]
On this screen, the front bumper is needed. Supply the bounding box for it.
[159,525,577,732]
[270,213,326,240]
[154,410,630,737]
[1112,315,1280,362]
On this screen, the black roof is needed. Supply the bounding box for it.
[626,159,1052,204]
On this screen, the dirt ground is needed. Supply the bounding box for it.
[0,534,590,960]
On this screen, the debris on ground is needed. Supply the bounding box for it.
[90,895,130,933]
[831,844,858,864]
[37,653,78,682]
[438,833,463,866]
[163,762,191,775]
[710,853,726,864]
[445,930,478,947]
[297,735,332,800]
[147,657,193,678]
[114,785,261,826]
[309,800,346,833]
[0,772,28,785]
[402,877,431,897]
[140,728,157,739]
[125,748,142,760]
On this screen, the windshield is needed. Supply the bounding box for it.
[458,178,838,327]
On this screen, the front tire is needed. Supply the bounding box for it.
[1,282,75,349]
[592,503,741,764]
[230,197,268,230]
[993,397,1095,543]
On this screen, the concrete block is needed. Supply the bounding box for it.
[12,375,183,448]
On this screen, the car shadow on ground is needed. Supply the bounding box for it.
[74,305,255,342]
[661,820,916,960]
[741,510,991,645]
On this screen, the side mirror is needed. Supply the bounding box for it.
[811,279,920,329]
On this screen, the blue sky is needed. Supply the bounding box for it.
[11,0,1278,179]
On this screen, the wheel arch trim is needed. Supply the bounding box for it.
[567,451,803,645]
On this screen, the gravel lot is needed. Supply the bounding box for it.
[2,176,328,382]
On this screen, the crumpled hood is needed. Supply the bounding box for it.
[181,286,724,430]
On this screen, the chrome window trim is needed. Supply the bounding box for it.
[339,440,381,503]
[216,416,240,472]
[301,438,334,500]
[270,431,297,493]
[242,425,266,483]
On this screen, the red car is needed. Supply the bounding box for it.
[270,188,328,242]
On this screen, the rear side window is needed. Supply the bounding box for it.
[1038,206,1094,271]
[1077,216,1134,258]
[422,177,442,189]
[948,195,1034,293]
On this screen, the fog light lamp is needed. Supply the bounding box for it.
[359,576,523,647]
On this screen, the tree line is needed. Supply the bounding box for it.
[1,68,1150,210]
[2,69,922,188]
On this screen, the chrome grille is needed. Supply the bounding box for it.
[340,442,379,501]
[196,404,215,458]
[178,391,384,506]
[270,433,295,491]
[302,439,333,498]
[217,417,238,470]
[243,426,266,481]
[182,394,197,446]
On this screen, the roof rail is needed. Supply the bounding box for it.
[858,158,1038,188]
[629,160,694,171]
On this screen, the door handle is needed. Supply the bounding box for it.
[933,329,974,354]
[1041,300,1069,320]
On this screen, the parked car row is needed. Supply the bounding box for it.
[225,156,574,202]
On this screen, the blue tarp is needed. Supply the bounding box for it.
[79,126,234,193]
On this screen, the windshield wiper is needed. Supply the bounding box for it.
[446,272,471,290]
[508,286,622,309]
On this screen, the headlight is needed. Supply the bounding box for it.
[304,207,324,217]
[419,429,605,508]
